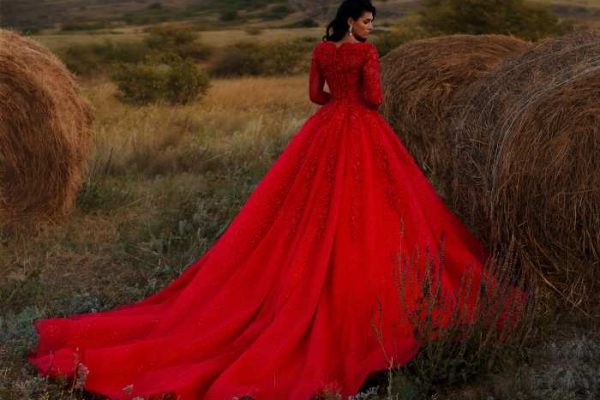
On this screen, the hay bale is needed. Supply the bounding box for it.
[0,29,93,225]
[380,34,530,197]
[450,31,600,309]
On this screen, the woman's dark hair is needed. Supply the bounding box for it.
[322,0,376,42]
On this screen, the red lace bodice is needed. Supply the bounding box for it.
[309,40,383,110]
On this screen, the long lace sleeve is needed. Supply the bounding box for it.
[361,43,383,110]
[309,48,331,105]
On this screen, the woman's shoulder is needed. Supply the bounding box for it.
[313,40,373,55]
[315,40,372,48]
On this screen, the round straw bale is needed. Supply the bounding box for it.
[380,34,531,197]
[0,29,93,226]
[449,31,600,309]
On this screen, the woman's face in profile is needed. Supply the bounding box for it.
[349,11,374,39]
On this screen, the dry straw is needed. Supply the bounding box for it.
[449,30,600,311]
[0,29,93,226]
[380,34,531,198]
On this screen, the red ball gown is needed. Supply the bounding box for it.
[27,40,514,399]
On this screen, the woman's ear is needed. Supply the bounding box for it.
[347,17,354,30]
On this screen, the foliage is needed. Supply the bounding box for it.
[61,40,149,76]
[210,39,307,77]
[144,24,212,62]
[210,42,265,76]
[144,24,198,48]
[260,4,292,20]
[219,10,239,22]
[290,17,320,28]
[110,58,210,105]
[166,59,211,104]
[372,28,432,57]
[378,238,536,399]
[60,21,108,32]
[419,0,575,41]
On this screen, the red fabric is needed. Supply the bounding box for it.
[27,40,526,399]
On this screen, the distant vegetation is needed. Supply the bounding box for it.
[62,41,150,76]
[5,0,596,35]
[110,25,212,105]
[210,37,312,77]
[59,25,212,77]
[111,58,210,105]
[419,0,575,40]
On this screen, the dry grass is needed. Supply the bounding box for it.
[380,34,531,198]
[0,29,94,226]
[0,70,319,399]
[84,75,310,178]
[1,27,599,400]
[450,30,600,313]
[0,71,316,305]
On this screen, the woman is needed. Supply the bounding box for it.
[27,0,521,398]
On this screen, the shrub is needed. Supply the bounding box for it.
[284,17,320,28]
[21,27,41,35]
[219,10,239,22]
[166,59,211,104]
[60,21,107,32]
[372,28,431,57]
[144,24,197,48]
[297,17,319,27]
[209,40,306,77]
[110,58,210,105]
[209,42,265,77]
[111,62,170,104]
[261,4,292,20]
[61,40,150,76]
[381,235,534,399]
[144,24,212,62]
[419,0,574,41]
[261,41,305,75]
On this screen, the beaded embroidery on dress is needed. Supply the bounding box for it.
[27,40,517,399]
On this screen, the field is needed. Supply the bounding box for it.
[1,0,599,398]
[33,27,324,53]
[0,74,320,399]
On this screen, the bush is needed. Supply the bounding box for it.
[284,17,320,28]
[61,40,150,76]
[166,59,211,104]
[209,40,306,77]
[209,42,265,77]
[372,28,431,57]
[110,58,210,105]
[60,21,108,32]
[144,24,197,48]
[260,4,292,20]
[296,17,319,27]
[419,0,574,41]
[219,10,239,21]
[144,24,212,62]
[111,63,170,104]
[381,236,534,399]
[261,41,305,75]
[21,27,41,35]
